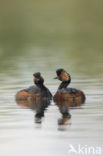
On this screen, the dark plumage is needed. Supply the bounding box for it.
[16,72,52,100]
[53,69,86,106]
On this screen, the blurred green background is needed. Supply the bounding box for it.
[0,0,103,76]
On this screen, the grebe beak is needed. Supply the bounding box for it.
[54,77,58,79]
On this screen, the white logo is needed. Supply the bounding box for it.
[68,144,102,155]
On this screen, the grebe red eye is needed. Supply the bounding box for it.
[59,74,62,77]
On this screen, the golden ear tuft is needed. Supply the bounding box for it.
[33,76,36,82]
[61,71,69,81]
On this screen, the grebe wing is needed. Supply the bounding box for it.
[23,85,40,94]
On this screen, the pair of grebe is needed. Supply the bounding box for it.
[16,69,86,106]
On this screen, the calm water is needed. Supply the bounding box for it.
[0,1,103,156]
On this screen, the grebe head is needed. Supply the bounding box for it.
[54,68,71,82]
[33,72,44,84]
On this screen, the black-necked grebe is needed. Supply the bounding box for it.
[16,72,52,100]
[53,69,86,106]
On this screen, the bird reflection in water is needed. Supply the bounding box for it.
[16,97,51,124]
[54,98,84,128]
[55,100,72,126]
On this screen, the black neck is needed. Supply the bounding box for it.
[58,80,71,90]
[36,83,46,90]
